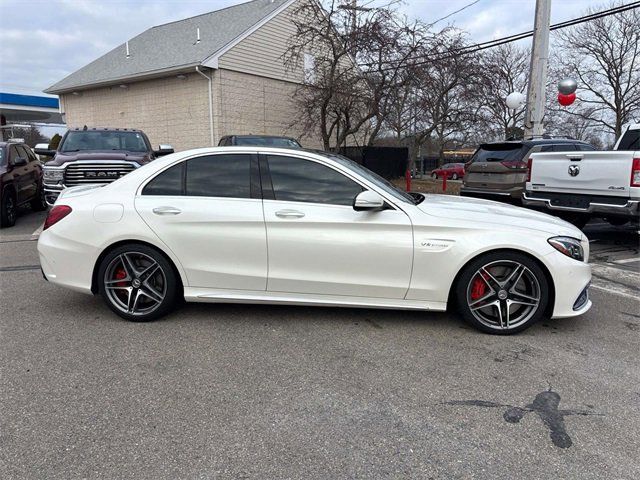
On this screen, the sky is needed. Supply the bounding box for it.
[0,0,609,97]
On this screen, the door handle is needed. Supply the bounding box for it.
[276,209,305,219]
[566,154,583,161]
[152,206,182,215]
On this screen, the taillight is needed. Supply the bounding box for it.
[43,205,72,230]
[501,160,528,169]
[526,157,533,182]
[631,158,640,187]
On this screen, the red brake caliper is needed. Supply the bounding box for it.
[115,268,127,287]
[470,272,490,300]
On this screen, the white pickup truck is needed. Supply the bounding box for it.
[523,124,639,228]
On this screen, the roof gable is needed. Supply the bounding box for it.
[45,0,291,94]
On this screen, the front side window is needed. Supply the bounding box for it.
[267,155,362,206]
[186,154,250,198]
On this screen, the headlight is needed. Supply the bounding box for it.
[548,236,584,261]
[43,169,64,183]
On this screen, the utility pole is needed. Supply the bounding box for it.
[523,0,552,139]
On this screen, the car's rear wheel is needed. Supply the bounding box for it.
[431,173,438,179]
[1,191,17,228]
[455,251,549,334]
[31,184,48,212]
[98,244,179,322]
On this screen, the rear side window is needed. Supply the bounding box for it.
[470,144,527,163]
[617,130,639,151]
[142,164,183,196]
[186,154,250,198]
[577,144,596,151]
[267,155,362,206]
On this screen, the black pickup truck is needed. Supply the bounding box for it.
[36,127,174,206]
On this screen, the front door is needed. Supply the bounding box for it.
[261,154,413,299]
[135,153,267,290]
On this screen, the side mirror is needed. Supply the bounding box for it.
[154,144,174,156]
[13,157,28,167]
[353,190,385,211]
[34,146,56,157]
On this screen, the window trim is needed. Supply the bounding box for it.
[260,153,369,207]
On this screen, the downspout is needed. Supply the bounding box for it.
[195,66,214,146]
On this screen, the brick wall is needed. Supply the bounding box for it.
[213,68,322,149]
[60,72,211,151]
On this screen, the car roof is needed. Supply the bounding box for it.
[68,127,144,133]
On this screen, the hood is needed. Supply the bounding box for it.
[45,151,151,167]
[417,194,583,239]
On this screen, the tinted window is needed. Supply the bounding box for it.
[470,143,527,163]
[577,144,596,151]
[617,129,639,151]
[552,144,577,152]
[61,131,148,152]
[267,155,362,206]
[235,137,301,148]
[186,154,250,198]
[143,164,183,196]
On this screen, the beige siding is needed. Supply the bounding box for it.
[60,73,211,151]
[218,1,303,83]
[213,68,321,148]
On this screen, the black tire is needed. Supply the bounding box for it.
[1,190,17,228]
[30,184,48,212]
[431,173,438,179]
[452,173,458,180]
[97,243,180,322]
[454,251,549,335]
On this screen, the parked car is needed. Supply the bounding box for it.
[38,147,591,334]
[218,135,301,148]
[523,124,640,228]
[431,163,465,180]
[35,127,173,206]
[0,141,47,228]
[461,138,595,203]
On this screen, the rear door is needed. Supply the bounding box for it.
[529,151,633,198]
[464,143,529,192]
[135,152,268,290]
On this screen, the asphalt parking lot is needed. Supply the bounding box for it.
[1,208,639,479]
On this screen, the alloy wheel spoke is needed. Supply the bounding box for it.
[139,262,160,282]
[120,253,139,278]
[510,290,539,305]
[480,267,502,289]
[127,288,142,313]
[105,277,131,287]
[504,264,526,290]
[469,292,498,311]
[498,300,510,329]
[139,284,164,304]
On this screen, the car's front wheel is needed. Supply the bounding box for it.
[451,173,458,180]
[98,244,180,322]
[1,190,17,228]
[431,173,438,179]
[455,251,549,334]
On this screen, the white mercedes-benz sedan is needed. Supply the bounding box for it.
[38,147,591,334]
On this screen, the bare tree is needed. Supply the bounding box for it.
[554,2,640,138]
[284,0,425,150]
[475,44,529,140]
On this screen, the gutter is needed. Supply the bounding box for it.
[195,66,215,146]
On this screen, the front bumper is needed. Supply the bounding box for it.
[545,249,593,319]
[523,191,639,218]
[43,183,64,206]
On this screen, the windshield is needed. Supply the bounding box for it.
[61,131,148,153]
[236,136,301,148]
[320,152,416,205]
[617,129,639,151]
[470,143,527,163]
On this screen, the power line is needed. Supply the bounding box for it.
[428,0,481,27]
[364,1,640,71]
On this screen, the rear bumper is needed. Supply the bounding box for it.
[460,186,523,201]
[523,191,639,217]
